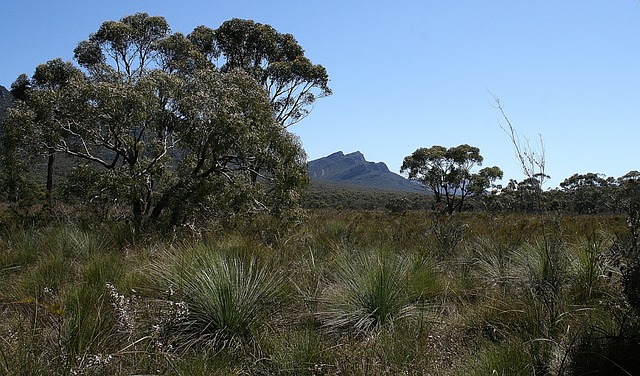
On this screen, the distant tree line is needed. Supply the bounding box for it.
[303,143,640,216]
[302,170,640,215]
[485,171,640,216]
[399,144,640,217]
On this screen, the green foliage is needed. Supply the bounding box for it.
[559,173,614,214]
[258,328,329,375]
[471,234,521,294]
[3,210,640,374]
[316,248,429,335]
[0,224,137,375]
[214,18,332,128]
[149,245,286,349]
[567,231,616,305]
[401,144,502,214]
[2,13,327,229]
[303,180,432,210]
[464,340,533,375]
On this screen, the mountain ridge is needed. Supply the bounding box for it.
[0,85,12,123]
[307,151,424,193]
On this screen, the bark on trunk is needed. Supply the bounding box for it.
[45,148,55,206]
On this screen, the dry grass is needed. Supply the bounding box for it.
[1,211,639,374]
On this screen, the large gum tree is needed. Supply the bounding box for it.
[2,13,328,228]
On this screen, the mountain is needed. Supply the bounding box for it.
[307,151,424,193]
[0,85,13,141]
[0,85,12,123]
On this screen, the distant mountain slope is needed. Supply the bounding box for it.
[0,85,13,141]
[0,85,12,123]
[307,151,424,193]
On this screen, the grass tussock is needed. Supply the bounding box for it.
[148,244,286,350]
[316,248,430,335]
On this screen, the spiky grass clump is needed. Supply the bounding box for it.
[317,249,430,335]
[566,231,617,305]
[471,235,521,294]
[0,224,136,375]
[150,245,285,349]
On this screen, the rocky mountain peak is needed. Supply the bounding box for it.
[307,151,422,193]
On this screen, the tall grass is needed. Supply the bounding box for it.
[0,223,148,375]
[2,212,640,374]
[149,243,286,350]
[466,340,533,376]
[258,327,330,375]
[471,234,520,294]
[316,248,436,335]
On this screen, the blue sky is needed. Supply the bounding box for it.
[2,1,639,187]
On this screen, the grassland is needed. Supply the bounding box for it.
[1,209,639,375]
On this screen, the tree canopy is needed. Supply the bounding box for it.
[401,144,502,214]
[559,173,614,214]
[1,13,329,228]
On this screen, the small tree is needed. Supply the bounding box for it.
[401,144,502,214]
[469,166,504,211]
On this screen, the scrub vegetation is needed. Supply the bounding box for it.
[2,210,640,375]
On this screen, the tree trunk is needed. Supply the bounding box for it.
[149,181,185,223]
[45,148,55,206]
[132,198,143,232]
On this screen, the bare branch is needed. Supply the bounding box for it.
[491,93,547,186]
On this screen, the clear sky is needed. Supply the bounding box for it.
[2,1,639,187]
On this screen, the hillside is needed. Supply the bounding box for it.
[0,85,12,124]
[307,151,424,193]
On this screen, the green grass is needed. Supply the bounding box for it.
[316,248,426,335]
[148,243,286,350]
[464,340,533,376]
[2,211,640,374]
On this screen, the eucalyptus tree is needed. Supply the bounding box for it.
[401,144,502,214]
[2,13,321,228]
[612,171,640,310]
[154,18,331,128]
[469,166,504,211]
[559,172,614,214]
[617,171,640,215]
[469,166,504,195]
[74,13,171,78]
[500,177,547,213]
[213,18,331,128]
[3,59,84,204]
